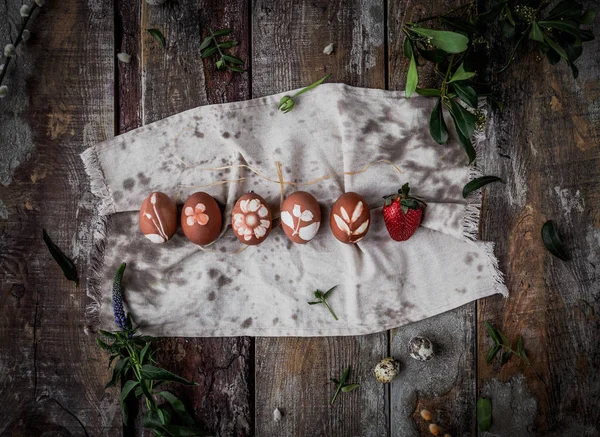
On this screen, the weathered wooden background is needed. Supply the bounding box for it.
[1,0,599,436]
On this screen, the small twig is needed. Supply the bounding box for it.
[0,2,38,86]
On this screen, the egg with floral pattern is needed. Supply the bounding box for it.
[232,193,272,245]
[139,191,177,244]
[330,192,371,244]
[181,192,222,245]
[280,191,321,244]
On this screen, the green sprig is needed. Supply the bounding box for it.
[330,367,360,405]
[308,285,339,320]
[483,321,545,385]
[278,73,332,113]
[200,28,245,73]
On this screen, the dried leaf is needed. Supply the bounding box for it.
[541,220,570,260]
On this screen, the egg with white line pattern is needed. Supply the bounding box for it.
[139,192,177,243]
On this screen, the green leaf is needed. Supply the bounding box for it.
[400,199,419,210]
[340,367,350,385]
[140,365,198,386]
[146,29,166,48]
[405,54,418,98]
[222,54,244,65]
[538,20,581,38]
[200,36,213,51]
[448,99,476,138]
[201,46,218,59]
[448,63,476,83]
[452,82,477,108]
[212,28,232,37]
[105,357,130,389]
[140,342,152,364]
[546,1,582,21]
[500,351,512,366]
[323,285,337,299]
[42,229,79,286]
[99,330,117,339]
[341,383,360,393]
[142,411,212,436]
[498,330,510,347]
[477,397,492,431]
[416,88,441,97]
[462,176,504,198]
[158,391,196,426]
[580,10,596,25]
[483,321,501,345]
[226,65,246,73]
[331,378,340,384]
[403,37,413,59]
[120,380,139,424]
[408,27,469,53]
[140,381,157,410]
[541,220,570,261]
[429,98,448,145]
[448,101,477,163]
[218,40,238,49]
[486,344,501,364]
[440,16,478,35]
[543,32,569,60]
[530,22,544,42]
[517,337,530,365]
[307,301,321,305]
[501,20,515,39]
[417,48,447,63]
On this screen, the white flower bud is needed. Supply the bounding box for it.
[323,43,334,55]
[117,53,131,63]
[20,5,30,17]
[4,44,16,57]
[35,0,46,6]
[22,30,31,42]
[0,85,8,98]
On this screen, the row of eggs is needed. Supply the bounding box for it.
[139,191,371,246]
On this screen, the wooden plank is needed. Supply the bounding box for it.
[477,15,600,436]
[387,2,476,436]
[0,0,120,435]
[131,1,253,435]
[252,1,388,436]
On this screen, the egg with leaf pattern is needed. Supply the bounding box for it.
[330,192,370,244]
[280,191,321,244]
[139,191,177,244]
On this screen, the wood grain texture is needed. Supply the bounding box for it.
[252,1,388,436]
[478,6,600,436]
[387,2,476,436]
[132,1,252,436]
[0,0,119,436]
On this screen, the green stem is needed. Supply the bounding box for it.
[292,73,332,98]
[331,382,343,405]
[322,298,338,321]
[440,54,456,103]
[0,2,38,86]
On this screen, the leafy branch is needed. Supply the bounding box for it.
[402,0,596,163]
[97,263,211,437]
[308,285,338,320]
[483,321,545,385]
[200,28,245,72]
[330,367,359,405]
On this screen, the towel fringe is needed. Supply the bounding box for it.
[81,147,114,334]
[483,242,509,298]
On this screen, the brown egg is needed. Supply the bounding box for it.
[281,191,321,244]
[139,191,177,243]
[330,192,371,244]
[181,192,222,245]
[232,193,272,245]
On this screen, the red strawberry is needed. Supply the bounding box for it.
[382,183,426,241]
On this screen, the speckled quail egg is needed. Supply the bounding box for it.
[408,336,434,361]
[374,357,400,383]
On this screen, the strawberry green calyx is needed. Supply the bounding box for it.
[383,183,427,214]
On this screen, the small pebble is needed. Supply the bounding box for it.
[374,357,400,383]
[429,423,441,435]
[273,408,282,422]
[420,409,432,421]
[408,336,434,361]
[323,43,334,55]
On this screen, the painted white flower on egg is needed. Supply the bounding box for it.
[281,204,320,242]
[233,198,271,241]
[333,201,369,242]
[185,203,209,226]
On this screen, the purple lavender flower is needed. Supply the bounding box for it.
[112,263,132,333]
